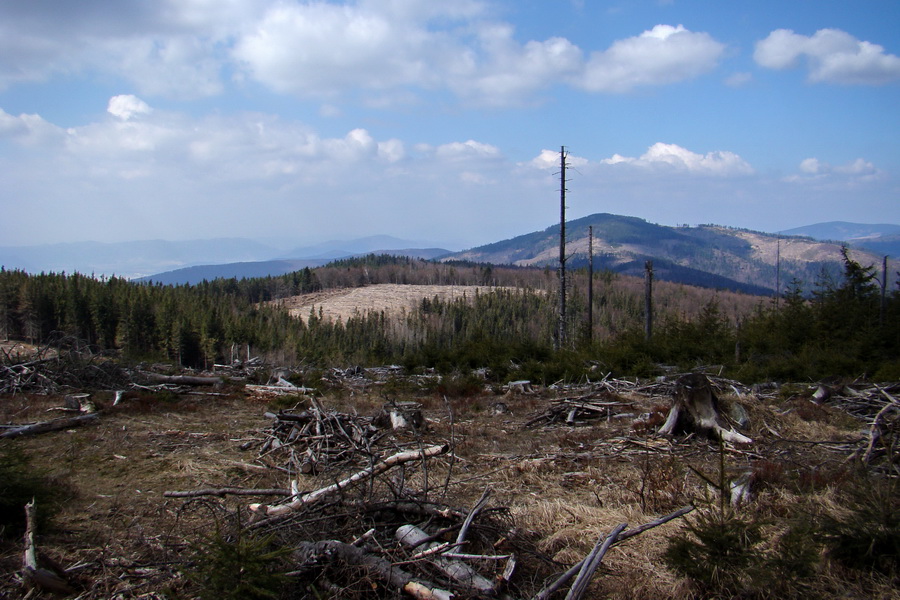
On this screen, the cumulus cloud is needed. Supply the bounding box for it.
[0,1,728,105]
[448,24,583,105]
[231,2,452,97]
[600,142,754,176]
[107,95,152,120]
[434,140,501,160]
[787,156,882,182]
[527,148,589,170]
[577,25,725,92]
[0,108,63,145]
[754,28,900,85]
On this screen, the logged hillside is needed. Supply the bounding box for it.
[447,213,898,294]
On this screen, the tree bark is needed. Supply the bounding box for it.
[141,372,222,386]
[658,373,751,444]
[293,540,453,600]
[22,500,74,595]
[1,413,99,439]
[250,444,449,516]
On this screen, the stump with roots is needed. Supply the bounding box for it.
[658,373,752,445]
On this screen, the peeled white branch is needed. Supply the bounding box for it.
[250,444,449,516]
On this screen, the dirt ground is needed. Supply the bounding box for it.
[0,374,896,599]
[271,284,516,322]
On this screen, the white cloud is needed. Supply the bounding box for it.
[107,95,152,120]
[0,108,63,145]
[435,140,501,160]
[231,2,446,97]
[449,24,583,105]
[0,0,728,106]
[786,157,882,183]
[527,148,588,170]
[600,142,753,176]
[754,28,900,85]
[799,157,821,174]
[578,25,725,92]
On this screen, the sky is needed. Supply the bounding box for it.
[1,0,898,251]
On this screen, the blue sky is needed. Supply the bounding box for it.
[1,0,898,250]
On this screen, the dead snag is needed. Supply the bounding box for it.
[658,373,751,444]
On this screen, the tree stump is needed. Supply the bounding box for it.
[658,373,752,444]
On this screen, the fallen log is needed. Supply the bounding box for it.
[293,540,453,600]
[0,413,99,439]
[250,444,449,516]
[164,487,292,498]
[565,523,628,600]
[396,524,495,595]
[141,372,222,386]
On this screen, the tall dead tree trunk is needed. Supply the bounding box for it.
[644,260,653,342]
[557,145,568,350]
[586,225,593,344]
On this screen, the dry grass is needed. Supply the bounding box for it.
[1,379,896,599]
[270,283,518,323]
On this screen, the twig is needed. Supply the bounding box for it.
[532,506,694,600]
[163,487,292,498]
[455,487,491,547]
[565,523,628,600]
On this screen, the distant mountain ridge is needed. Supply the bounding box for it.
[445,214,898,294]
[134,248,451,285]
[4,218,897,293]
[779,221,900,242]
[0,235,451,281]
[779,221,900,258]
[0,238,278,279]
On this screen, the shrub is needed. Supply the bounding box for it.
[664,508,764,595]
[817,469,900,575]
[186,529,290,600]
[0,445,65,538]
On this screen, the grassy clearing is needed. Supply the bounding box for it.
[0,379,897,599]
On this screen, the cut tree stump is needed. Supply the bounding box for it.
[658,373,752,444]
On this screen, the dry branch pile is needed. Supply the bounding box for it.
[247,400,385,475]
[524,392,630,428]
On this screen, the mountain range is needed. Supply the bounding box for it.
[1,217,897,294]
[0,235,446,281]
[449,214,897,294]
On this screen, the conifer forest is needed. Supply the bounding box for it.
[1,252,899,600]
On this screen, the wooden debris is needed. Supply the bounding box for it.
[141,372,222,386]
[293,539,455,600]
[525,392,625,428]
[163,487,292,498]
[22,500,75,595]
[658,373,752,444]
[0,412,99,439]
[250,403,384,474]
[250,444,449,516]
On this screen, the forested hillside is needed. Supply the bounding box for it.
[1,249,898,382]
[447,213,897,294]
